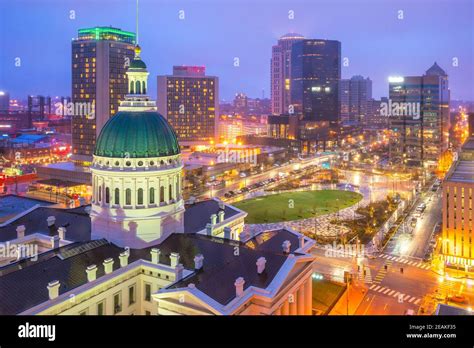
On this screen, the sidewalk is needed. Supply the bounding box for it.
[328,282,367,315]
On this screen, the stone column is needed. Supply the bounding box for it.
[289,294,297,315]
[305,278,312,315]
[297,286,305,315]
[282,300,289,315]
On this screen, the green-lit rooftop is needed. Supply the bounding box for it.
[77,26,136,44]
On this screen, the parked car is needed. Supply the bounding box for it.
[447,295,466,303]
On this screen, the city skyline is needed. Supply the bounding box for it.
[1,0,473,101]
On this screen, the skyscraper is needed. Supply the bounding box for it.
[388,62,450,168]
[339,75,372,125]
[157,66,218,145]
[290,39,341,150]
[270,33,305,115]
[0,91,10,112]
[71,26,136,164]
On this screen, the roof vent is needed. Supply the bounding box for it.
[234,277,245,297]
[86,264,97,282]
[47,280,60,300]
[256,257,267,274]
[194,254,204,270]
[282,240,291,253]
[16,225,26,239]
[103,258,114,274]
[47,216,56,227]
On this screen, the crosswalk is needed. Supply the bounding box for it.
[368,284,421,305]
[378,254,431,270]
[357,266,373,284]
[372,259,393,284]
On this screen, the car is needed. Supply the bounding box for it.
[447,295,466,303]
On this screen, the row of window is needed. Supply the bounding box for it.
[96,183,179,206]
[79,283,153,315]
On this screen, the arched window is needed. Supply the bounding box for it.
[150,187,155,204]
[98,186,102,202]
[142,81,146,94]
[169,184,173,201]
[126,189,132,205]
[115,188,120,205]
[135,80,141,94]
[176,181,179,200]
[130,81,134,94]
[160,186,165,203]
[137,188,144,205]
[105,187,110,204]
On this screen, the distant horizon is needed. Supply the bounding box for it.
[1,0,473,101]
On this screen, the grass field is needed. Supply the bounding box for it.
[233,189,363,224]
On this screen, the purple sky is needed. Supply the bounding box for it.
[0,0,473,101]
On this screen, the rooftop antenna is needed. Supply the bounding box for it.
[136,0,139,45]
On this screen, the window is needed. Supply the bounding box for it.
[160,186,165,203]
[98,187,102,201]
[137,188,144,205]
[169,184,173,201]
[79,309,88,316]
[144,283,151,302]
[115,188,120,205]
[105,187,110,204]
[145,311,151,316]
[150,187,155,204]
[113,292,122,314]
[97,301,105,315]
[135,80,141,94]
[129,285,136,306]
[126,188,132,205]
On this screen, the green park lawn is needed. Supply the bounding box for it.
[233,189,362,224]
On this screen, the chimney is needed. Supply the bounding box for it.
[86,264,97,282]
[224,226,231,239]
[47,280,60,300]
[234,277,245,297]
[194,254,204,270]
[282,240,291,253]
[256,257,267,274]
[58,227,67,240]
[299,235,305,249]
[50,235,60,249]
[205,223,213,236]
[218,210,225,223]
[46,216,56,227]
[103,258,114,274]
[218,200,225,210]
[16,225,26,239]
[119,251,129,267]
[170,252,180,268]
[150,248,161,264]
[210,214,217,225]
[175,263,184,281]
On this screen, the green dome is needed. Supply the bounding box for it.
[129,58,147,69]
[95,111,180,158]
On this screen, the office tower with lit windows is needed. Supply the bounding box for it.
[388,63,450,168]
[442,133,474,272]
[157,66,218,145]
[270,33,305,115]
[340,75,372,126]
[290,39,341,150]
[71,26,136,164]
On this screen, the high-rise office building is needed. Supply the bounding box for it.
[388,62,450,168]
[340,75,372,125]
[71,26,136,164]
[28,95,51,125]
[442,135,474,272]
[270,33,305,115]
[0,91,10,112]
[157,66,218,145]
[290,39,341,149]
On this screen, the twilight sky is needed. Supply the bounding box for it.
[0,0,473,102]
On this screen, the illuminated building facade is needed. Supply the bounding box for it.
[442,137,474,271]
[271,33,304,115]
[71,27,136,164]
[388,63,450,168]
[157,66,218,146]
[290,39,341,149]
[339,75,372,126]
